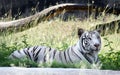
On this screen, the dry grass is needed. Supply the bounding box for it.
[0,13,120,69]
[0,14,120,51]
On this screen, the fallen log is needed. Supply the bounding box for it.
[0,3,92,31]
[0,3,120,32]
[90,19,120,36]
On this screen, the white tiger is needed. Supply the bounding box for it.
[9,28,101,64]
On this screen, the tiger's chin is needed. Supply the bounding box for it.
[94,46,100,50]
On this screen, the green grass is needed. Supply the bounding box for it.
[0,14,120,70]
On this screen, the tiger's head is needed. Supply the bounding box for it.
[78,28,101,53]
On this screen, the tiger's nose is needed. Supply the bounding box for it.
[94,44,100,48]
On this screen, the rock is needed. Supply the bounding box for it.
[0,67,120,75]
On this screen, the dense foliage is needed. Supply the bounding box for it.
[99,38,120,70]
[0,35,120,70]
[0,14,120,70]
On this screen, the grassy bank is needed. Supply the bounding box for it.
[0,14,120,70]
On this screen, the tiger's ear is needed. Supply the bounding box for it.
[96,29,101,34]
[78,28,84,38]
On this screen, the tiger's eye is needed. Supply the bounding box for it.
[89,38,92,40]
[97,36,100,39]
[84,40,88,45]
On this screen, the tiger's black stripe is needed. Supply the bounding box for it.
[12,54,18,59]
[52,50,56,59]
[34,48,42,61]
[81,38,86,50]
[18,50,21,54]
[95,57,99,64]
[67,48,73,63]
[43,47,47,62]
[48,47,52,51]
[34,56,38,62]
[81,52,92,63]
[33,46,40,57]
[33,46,39,53]
[26,49,32,60]
[23,49,28,55]
[64,50,68,63]
[59,51,63,63]
[43,47,52,62]
[71,47,81,60]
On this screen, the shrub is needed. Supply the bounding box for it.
[99,37,120,70]
[0,35,32,67]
